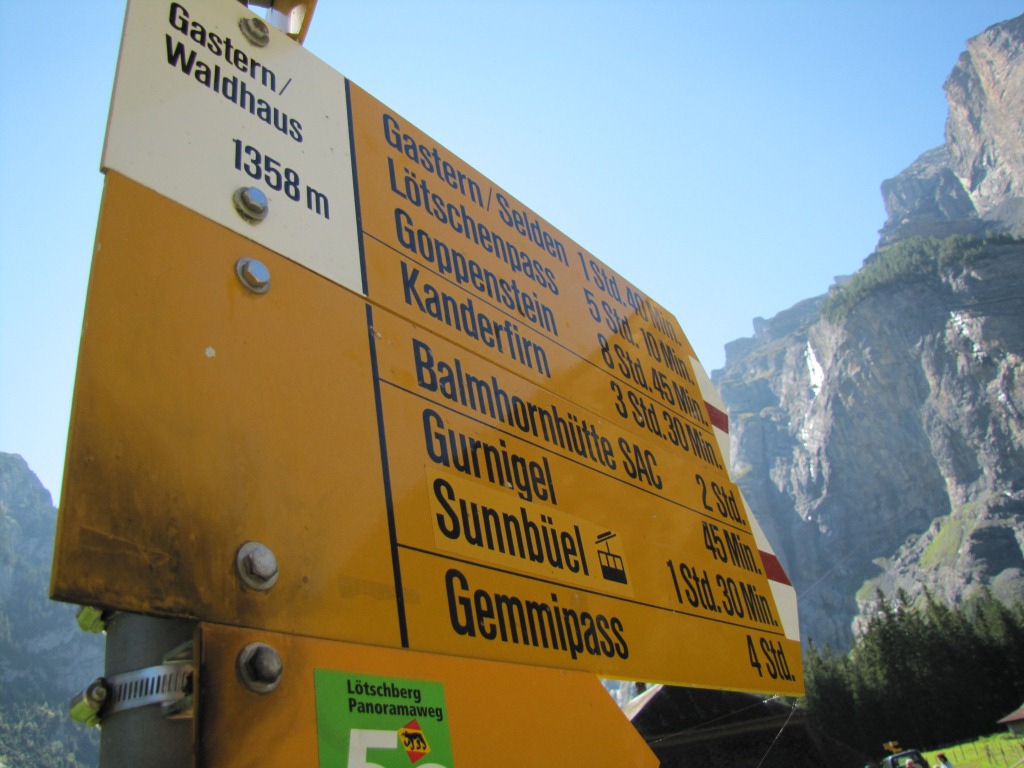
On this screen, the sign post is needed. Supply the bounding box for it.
[53,0,801,764]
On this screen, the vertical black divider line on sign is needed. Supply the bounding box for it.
[347,77,410,647]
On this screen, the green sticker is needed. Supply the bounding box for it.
[315,670,454,768]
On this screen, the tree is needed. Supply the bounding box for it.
[802,590,1024,755]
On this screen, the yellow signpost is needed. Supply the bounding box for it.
[198,623,658,767]
[52,0,802,764]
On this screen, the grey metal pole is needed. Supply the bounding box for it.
[99,613,195,768]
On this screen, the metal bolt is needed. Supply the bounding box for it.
[238,16,271,47]
[237,642,283,693]
[69,678,109,727]
[235,258,271,294]
[232,186,269,222]
[236,541,279,590]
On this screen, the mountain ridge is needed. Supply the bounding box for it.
[714,13,1024,648]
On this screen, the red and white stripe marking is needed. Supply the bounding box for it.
[691,356,800,642]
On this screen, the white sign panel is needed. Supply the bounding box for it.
[102,0,362,294]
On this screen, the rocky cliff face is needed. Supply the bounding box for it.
[880,15,1024,245]
[0,453,102,764]
[714,14,1024,649]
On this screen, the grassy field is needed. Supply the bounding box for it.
[923,734,1024,768]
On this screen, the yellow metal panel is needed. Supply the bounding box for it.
[346,83,715,468]
[347,82,692,356]
[52,173,802,693]
[196,623,659,767]
[53,173,400,646]
[398,548,802,695]
[370,304,746,529]
[54,0,803,695]
[342,81,803,693]
[360,236,731,483]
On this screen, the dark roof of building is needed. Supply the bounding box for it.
[627,685,872,768]
[997,702,1024,725]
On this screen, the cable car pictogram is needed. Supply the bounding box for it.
[596,531,628,584]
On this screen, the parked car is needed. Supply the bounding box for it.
[881,750,930,768]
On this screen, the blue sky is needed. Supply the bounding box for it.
[1,1,1021,501]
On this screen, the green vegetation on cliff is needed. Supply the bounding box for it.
[821,234,1021,322]
[0,703,97,768]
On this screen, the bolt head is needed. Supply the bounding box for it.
[236,258,271,294]
[86,680,109,706]
[248,646,282,681]
[233,186,269,222]
[236,541,279,590]
[237,643,283,693]
[238,16,271,47]
[246,547,278,581]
